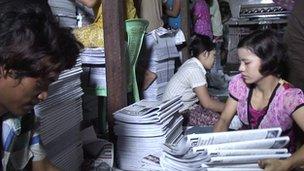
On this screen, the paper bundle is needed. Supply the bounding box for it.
[160,128,291,171]
[35,58,84,170]
[114,96,184,170]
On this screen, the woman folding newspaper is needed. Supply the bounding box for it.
[214,29,304,171]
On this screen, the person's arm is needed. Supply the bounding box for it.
[213,97,238,132]
[194,85,225,113]
[259,107,304,171]
[32,158,60,171]
[165,0,181,17]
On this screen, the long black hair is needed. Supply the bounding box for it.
[189,34,215,58]
[238,29,287,78]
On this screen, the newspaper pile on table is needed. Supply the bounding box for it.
[114,96,184,170]
[159,128,290,171]
[142,28,180,100]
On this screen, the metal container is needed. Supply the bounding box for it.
[229,0,275,19]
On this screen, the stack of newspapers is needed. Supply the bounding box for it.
[160,128,291,171]
[80,48,105,129]
[114,96,184,170]
[48,0,77,28]
[80,48,106,96]
[142,28,180,100]
[35,58,84,170]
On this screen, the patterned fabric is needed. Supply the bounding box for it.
[73,0,137,48]
[184,104,220,126]
[73,1,104,48]
[229,74,304,152]
[248,105,267,129]
[192,0,212,38]
[125,0,138,19]
[273,0,295,11]
[162,58,207,112]
[1,113,46,171]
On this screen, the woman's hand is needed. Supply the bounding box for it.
[258,159,291,171]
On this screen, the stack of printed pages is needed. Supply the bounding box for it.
[142,28,180,100]
[147,128,290,171]
[80,48,106,93]
[114,96,184,170]
[35,58,84,170]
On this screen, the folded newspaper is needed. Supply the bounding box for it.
[193,136,290,152]
[160,128,291,171]
[113,95,182,123]
[187,127,282,147]
[141,154,163,171]
[114,97,184,170]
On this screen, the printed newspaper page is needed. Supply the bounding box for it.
[193,136,290,152]
[207,149,288,157]
[187,127,282,147]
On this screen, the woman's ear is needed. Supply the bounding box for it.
[0,67,10,78]
[201,50,209,58]
[0,66,3,78]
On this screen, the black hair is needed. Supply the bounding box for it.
[189,34,215,58]
[0,0,83,81]
[237,29,287,77]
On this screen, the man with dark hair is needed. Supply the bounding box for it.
[0,0,82,170]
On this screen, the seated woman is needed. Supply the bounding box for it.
[162,34,225,126]
[214,29,304,171]
[74,0,137,48]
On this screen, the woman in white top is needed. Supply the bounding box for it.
[162,34,225,126]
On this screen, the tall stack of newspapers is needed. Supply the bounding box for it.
[80,48,105,127]
[35,58,84,171]
[158,128,291,171]
[142,28,180,100]
[80,48,106,95]
[114,96,184,170]
[48,0,78,28]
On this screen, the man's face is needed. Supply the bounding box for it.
[0,72,57,116]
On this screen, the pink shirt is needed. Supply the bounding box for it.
[192,0,212,38]
[229,74,304,152]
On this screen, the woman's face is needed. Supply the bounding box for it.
[78,0,97,8]
[199,50,216,70]
[238,47,264,84]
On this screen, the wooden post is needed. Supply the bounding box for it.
[102,0,127,141]
[180,0,191,63]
